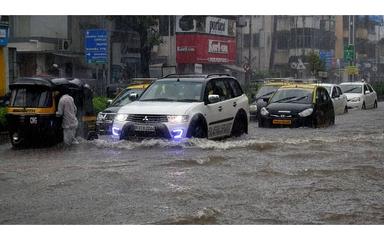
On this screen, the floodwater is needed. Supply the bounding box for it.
[0,104,383,224]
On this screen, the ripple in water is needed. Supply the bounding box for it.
[89,133,384,151]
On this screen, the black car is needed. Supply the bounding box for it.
[258,84,335,128]
[250,82,288,120]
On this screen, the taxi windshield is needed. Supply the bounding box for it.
[10,88,52,108]
[270,88,313,104]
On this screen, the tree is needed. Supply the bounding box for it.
[308,51,325,77]
[110,16,162,77]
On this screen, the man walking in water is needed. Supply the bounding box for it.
[56,90,79,145]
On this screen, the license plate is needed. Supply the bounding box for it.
[272,119,291,125]
[29,117,38,124]
[134,124,155,132]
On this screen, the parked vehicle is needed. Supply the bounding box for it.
[339,81,378,110]
[96,82,152,135]
[112,74,249,140]
[316,83,348,115]
[259,84,335,128]
[6,77,97,148]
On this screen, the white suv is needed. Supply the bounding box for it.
[340,81,378,110]
[112,74,249,140]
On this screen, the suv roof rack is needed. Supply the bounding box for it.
[163,73,232,79]
[162,74,207,78]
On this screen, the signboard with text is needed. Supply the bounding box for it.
[85,29,108,64]
[176,34,236,64]
[0,26,9,46]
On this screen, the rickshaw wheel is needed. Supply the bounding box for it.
[10,131,26,149]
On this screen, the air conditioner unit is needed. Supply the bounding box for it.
[58,39,71,51]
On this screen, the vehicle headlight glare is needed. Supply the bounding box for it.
[167,115,189,123]
[298,108,313,117]
[260,107,269,116]
[115,113,128,122]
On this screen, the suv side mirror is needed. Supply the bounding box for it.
[129,93,139,101]
[106,99,113,106]
[365,90,370,94]
[208,94,220,104]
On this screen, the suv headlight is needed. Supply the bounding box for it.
[115,113,128,122]
[350,97,361,102]
[260,107,269,116]
[298,108,313,117]
[167,115,189,123]
[97,112,104,121]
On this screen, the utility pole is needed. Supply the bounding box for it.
[246,15,252,91]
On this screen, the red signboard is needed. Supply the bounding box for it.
[176,34,236,64]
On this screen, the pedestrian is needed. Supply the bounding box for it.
[56,89,79,145]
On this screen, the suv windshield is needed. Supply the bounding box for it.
[139,80,203,102]
[255,86,279,99]
[340,85,363,94]
[270,89,313,104]
[111,88,144,107]
[10,88,52,107]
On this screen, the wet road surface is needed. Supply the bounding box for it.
[0,104,384,224]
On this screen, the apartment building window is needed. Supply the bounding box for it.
[159,16,175,36]
[243,34,250,48]
[277,31,289,49]
[253,33,260,48]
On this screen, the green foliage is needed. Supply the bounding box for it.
[93,96,109,114]
[372,82,384,100]
[0,107,7,130]
[308,51,325,76]
[108,16,162,77]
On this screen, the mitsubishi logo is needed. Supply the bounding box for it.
[142,116,149,122]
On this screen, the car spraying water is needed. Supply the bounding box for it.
[0,103,383,224]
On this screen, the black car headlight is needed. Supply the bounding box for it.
[260,107,269,116]
[298,108,313,117]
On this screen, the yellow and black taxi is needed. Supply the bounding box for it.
[258,84,335,128]
[250,78,295,120]
[96,81,153,135]
[6,77,97,148]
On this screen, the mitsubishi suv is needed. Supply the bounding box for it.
[112,74,249,140]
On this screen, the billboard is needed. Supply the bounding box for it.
[176,16,236,37]
[176,34,236,64]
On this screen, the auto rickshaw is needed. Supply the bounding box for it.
[6,77,97,148]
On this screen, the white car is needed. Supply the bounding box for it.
[339,82,378,110]
[317,83,348,115]
[112,74,250,140]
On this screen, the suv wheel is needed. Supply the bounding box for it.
[362,102,366,110]
[374,100,378,109]
[188,116,207,138]
[231,112,247,137]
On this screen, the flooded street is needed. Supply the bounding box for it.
[0,104,383,224]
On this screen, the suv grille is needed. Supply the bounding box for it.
[127,114,168,123]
